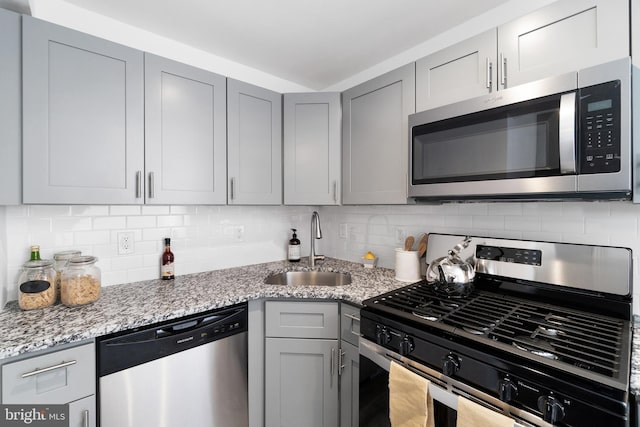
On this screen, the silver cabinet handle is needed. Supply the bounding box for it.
[83,409,89,427]
[230,177,235,201]
[486,57,492,89]
[148,172,155,198]
[330,347,335,377]
[344,313,360,322]
[333,181,337,203]
[135,171,142,198]
[338,349,345,376]
[21,360,77,378]
[500,53,507,87]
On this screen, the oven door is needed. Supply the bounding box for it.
[359,338,533,427]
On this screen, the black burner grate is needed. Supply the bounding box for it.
[367,281,626,378]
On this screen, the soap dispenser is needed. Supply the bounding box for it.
[288,229,301,262]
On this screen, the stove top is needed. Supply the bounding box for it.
[365,280,630,383]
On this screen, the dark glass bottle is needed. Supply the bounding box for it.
[288,229,301,262]
[161,238,175,280]
[30,245,41,261]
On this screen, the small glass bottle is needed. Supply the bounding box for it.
[30,245,41,261]
[18,259,56,310]
[60,256,101,307]
[161,238,175,280]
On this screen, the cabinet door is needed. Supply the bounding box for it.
[145,53,227,205]
[68,395,95,427]
[339,341,359,427]
[227,79,282,205]
[2,343,95,405]
[342,64,415,205]
[284,93,341,205]
[0,9,21,205]
[265,338,339,427]
[498,0,629,89]
[416,29,496,111]
[22,16,144,205]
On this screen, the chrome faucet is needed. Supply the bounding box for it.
[309,211,324,267]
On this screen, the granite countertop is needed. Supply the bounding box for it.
[0,258,405,360]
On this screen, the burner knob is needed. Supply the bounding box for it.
[537,395,565,424]
[399,336,414,356]
[442,354,460,377]
[375,326,391,345]
[498,378,518,402]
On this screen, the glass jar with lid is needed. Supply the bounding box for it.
[53,250,81,301]
[60,256,101,307]
[18,259,56,310]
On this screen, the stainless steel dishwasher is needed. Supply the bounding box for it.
[97,303,248,427]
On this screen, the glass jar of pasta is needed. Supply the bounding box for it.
[18,259,56,310]
[60,256,101,307]
[53,250,81,302]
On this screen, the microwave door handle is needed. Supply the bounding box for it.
[559,92,577,174]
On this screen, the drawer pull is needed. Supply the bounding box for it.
[344,313,360,322]
[21,360,77,378]
[83,409,89,427]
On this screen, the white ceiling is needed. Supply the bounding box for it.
[23,0,510,90]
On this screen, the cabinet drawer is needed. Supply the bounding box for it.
[2,343,95,404]
[266,301,338,339]
[340,304,361,346]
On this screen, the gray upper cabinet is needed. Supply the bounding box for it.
[284,92,341,205]
[227,79,282,205]
[0,8,21,205]
[416,29,496,111]
[22,16,144,205]
[145,53,227,205]
[342,64,415,205]
[498,0,629,89]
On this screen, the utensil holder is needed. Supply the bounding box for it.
[395,249,421,282]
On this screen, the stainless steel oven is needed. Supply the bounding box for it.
[408,58,632,201]
[359,234,632,427]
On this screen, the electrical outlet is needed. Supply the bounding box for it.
[395,228,406,245]
[235,225,244,241]
[118,231,135,255]
[339,223,348,239]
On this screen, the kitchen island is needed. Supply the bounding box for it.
[0,258,402,359]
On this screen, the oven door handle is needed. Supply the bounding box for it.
[359,339,458,410]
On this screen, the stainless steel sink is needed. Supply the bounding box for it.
[264,271,351,286]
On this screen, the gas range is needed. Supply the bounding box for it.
[360,234,633,426]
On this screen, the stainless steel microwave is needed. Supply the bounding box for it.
[408,58,632,201]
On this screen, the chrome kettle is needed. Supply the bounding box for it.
[425,236,475,297]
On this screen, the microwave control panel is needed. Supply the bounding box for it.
[579,80,621,174]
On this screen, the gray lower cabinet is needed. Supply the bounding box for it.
[144,53,227,205]
[265,337,339,427]
[416,29,496,111]
[22,16,144,205]
[0,8,21,205]
[283,93,341,205]
[339,340,359,427]
[339,303,360,427]
[342,63,415,205]
[265,301,340,426]
[227,79,282,205]
[0,342,96,427]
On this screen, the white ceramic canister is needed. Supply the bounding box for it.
[395,248,422,282]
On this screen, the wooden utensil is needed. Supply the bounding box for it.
[417,240,427,258]
[404,236,415,251]
[417,233,428,257]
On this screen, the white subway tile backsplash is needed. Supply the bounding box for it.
[110,205,142,215]
[3,201,640,314]
[93,216,126,230]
